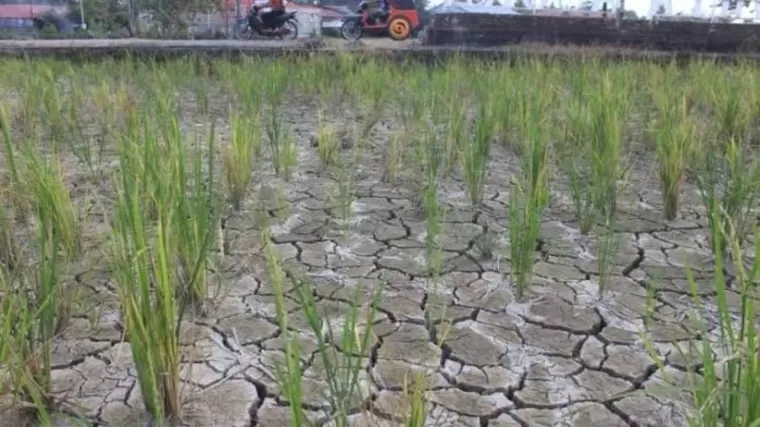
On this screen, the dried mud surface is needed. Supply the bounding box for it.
[0,90,740,427]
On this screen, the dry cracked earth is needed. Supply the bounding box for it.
[1,99,743,427]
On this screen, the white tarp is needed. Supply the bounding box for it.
[428,3,522,15]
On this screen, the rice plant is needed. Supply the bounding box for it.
[0,103,30,223]
[652,90,697,220]
[383,131,404,183]
[687,221,760,427]
[422,124,443,276]
[509,181,545,300]
[588,73,622,220]
[0,189,19,270]
[0,148,77,421]
[22,150,82,259]
[336,157,355,239]
[109,109,215,424]
[173,122,221,311]
[509,90,550,299]
[596,216,619,295]
[263,62,291,178]
[316,113,340,167]
[461,99,496,206]
[402,373,429,427]
[8,53,760,426]
[224,111,261,211]
[262,229,305,426]
[709,72,755,143]
[692,136,760,257]
[643,210,760,427]
[443,97,467,176]
[0,267,55,426]
[293,275,383,425]
[349,59,388,141]
[111,133,184,425]
[561,100,597,234]
[280,132,298,181]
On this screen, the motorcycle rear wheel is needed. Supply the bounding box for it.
[234,22,253,40]
[281,20,299,41]
[340,21,362,41]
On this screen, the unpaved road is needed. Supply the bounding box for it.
[0,37,418,53]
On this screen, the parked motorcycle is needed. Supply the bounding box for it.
[234,5,298,40]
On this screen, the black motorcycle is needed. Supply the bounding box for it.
[234,5,298,40]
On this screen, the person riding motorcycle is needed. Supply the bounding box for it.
[361,0,388,24]
[257,0,287,31]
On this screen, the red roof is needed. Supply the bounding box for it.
[0,4,68,19]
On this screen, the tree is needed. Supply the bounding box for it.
[67,0,133,36]
[513,0,526,8]
[622,9,638,19]
[656,4,666,13]
[143,0,220,37]
[708,0,750,9]
[724,0,752,9]
[415,0,431,26]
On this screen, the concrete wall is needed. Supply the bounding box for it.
[295,11,322,38]
[423,14,760,52]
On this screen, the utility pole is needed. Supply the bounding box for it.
[126,0,140,37]
[76,0,86,30]
[693,0,702,17]
[618,0,625,27]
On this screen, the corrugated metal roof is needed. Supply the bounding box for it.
[429,3,521,15]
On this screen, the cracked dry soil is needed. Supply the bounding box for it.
[0,81,739,427]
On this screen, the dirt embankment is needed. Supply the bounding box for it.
[0,37,759,64]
